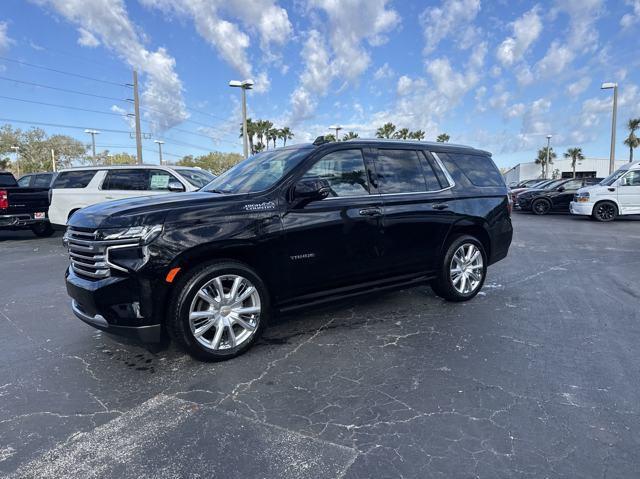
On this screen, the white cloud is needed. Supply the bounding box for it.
[374,62,394,80]
[77,27,100,47]
[553,0,603,51]
[140,0,292,79]
[0,21,13,51]
[515,65,534,85]
[621,0,640,28]
[420,0,481,54]
[489,91,510,110]
[396,75,413,96]
[426,57,479,100]
[33,0,188,132]
[496,7,542,66]
[566,77,591,96]
[521,98,552,137]
[536,42,575,78]
[505,103,526,119]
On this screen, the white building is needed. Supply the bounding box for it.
[503,157,628,185]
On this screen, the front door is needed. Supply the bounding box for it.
[554,178,585,210]
[618,170,640,214]
[282,147,384,297]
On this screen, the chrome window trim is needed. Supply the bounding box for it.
[429,152,456,189]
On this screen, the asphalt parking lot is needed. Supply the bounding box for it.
[1,212,639,478]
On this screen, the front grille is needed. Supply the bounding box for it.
[66,228,111,279]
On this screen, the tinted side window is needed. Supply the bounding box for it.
[440,153,504,187]
[53,171,97,189]
[33,174,53,187]
[421,151,450,189]
[17,176,32,187]
[562,179,583,190]
[303,149,369,197]
[103,170,149,190]
[375,149,426,194]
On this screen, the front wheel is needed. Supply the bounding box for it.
[31,222,54,237]
[431,235,487,302]
[592,201,617,222]
[167,261,269,361]
[531,198,551,215]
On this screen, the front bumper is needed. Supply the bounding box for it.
[570,202,593,216]
[517,198,533,210]
[65,267,163,343]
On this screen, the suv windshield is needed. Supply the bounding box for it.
[203,148,311,194]
[542,180,565,189]
[600,168,628,186]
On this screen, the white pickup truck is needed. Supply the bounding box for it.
[570,161,640,221]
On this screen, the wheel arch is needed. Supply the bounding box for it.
[440,220,492,265]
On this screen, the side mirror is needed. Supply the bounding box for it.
[167,180,186,192]
[292,178,331,203]
[557,186,565,192]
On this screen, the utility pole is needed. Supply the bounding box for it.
[84,129,100,164]
[601,82,618,174]
[51,149,56,172]
[154,140,165,165]
[133,69,143,164]
[10,145,19,177]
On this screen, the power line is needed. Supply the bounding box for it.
[0,76,129,103]
[0,56,128,87]
[96,144,183,158]
[0,95,129,118]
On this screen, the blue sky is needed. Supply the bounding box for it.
[0,0,639,167]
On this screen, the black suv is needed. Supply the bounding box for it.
[64,139,513,360]
[517,177,602,215]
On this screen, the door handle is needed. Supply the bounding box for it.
[359,207,382,216]
[432,203,449,210]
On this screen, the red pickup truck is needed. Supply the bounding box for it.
[0,171,54,237]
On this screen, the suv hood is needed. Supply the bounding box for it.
[67,192,228,229]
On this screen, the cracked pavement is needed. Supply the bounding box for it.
[1,213,639,478]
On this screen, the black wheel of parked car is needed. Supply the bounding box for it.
[31,222,54,237]
[431,235,487,302]
[531,198,551,215]
[167,261,270,361]
[592,201,617,222]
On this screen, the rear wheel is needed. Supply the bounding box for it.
[167,261,269,361]
[531,198,551,215]
[431,235,487,302]
[31,222,54,237]
[592,201,617,222]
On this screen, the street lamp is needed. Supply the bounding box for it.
[601,82,618,174]
[546,134,552,179]
[84,129,100,164]
[10,145,19,177]
[329,125,342,141]
[154,140,165,165]
[229,79,254,159]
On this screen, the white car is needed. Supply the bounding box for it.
[48,165,214,226]
[570,161,640,221]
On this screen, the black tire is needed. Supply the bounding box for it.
[31,222,55,237]
[167,261,270,361]
[592,201,617,222]
[431,235,487,302]
[531,198,551,215]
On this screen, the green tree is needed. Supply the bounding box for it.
[178,151,243,175]
[535,146,556,178]
[324,133,336,142]
[376,122,396,138]
[563,147,585,178]
[267,128,278,149]
[279,127,294,147]
[624,118,640,162]
[393,128,410,140]
[0,157,10,170]
[408,130,425,140]
[436,133,450,143]
[342,131,359,141]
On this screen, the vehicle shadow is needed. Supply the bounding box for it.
[0,230,63,241]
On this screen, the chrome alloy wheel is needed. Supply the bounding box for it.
[449,243,484,295]
[188,274,261,351]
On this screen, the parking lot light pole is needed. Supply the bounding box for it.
[154,140,165,165]
[229,79,254,159]
[546,135,552,179]
[601,82,618,174]
[10,145,20,177]
[329,125,342,141]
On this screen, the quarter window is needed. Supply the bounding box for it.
[303,149,369,197]
[52,171,97,189]
[17,176,31,187]
[375,149,427,194]
[420,151,450,189]
[440,153,504,187]
[33,174,53,187]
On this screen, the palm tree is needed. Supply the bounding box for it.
[393,128,410,140]
[535,146,556,178]
[324,133,336,142]
[268,128,278,149]
[279,127,294,147]
[376,122,396,139]
[408,130,425,141]
[563,147,584,178]
[239,118,256,155]
[342,131,359,141]
[436,133,450,143]
[625,118,640,162]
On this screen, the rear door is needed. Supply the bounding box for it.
[372,147,454,276]
[100,169,183,201]
[618,170,640,214]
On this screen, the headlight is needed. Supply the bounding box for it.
[99,225,163,244]
[575,192,590,203]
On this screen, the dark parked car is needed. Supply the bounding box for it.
[64,139,513,360]
[17,172,57,188]
[517,177,603,215]
[0,171,54,237]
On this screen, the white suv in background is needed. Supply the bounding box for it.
[48,165,214,226]
[570,161,640,221]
